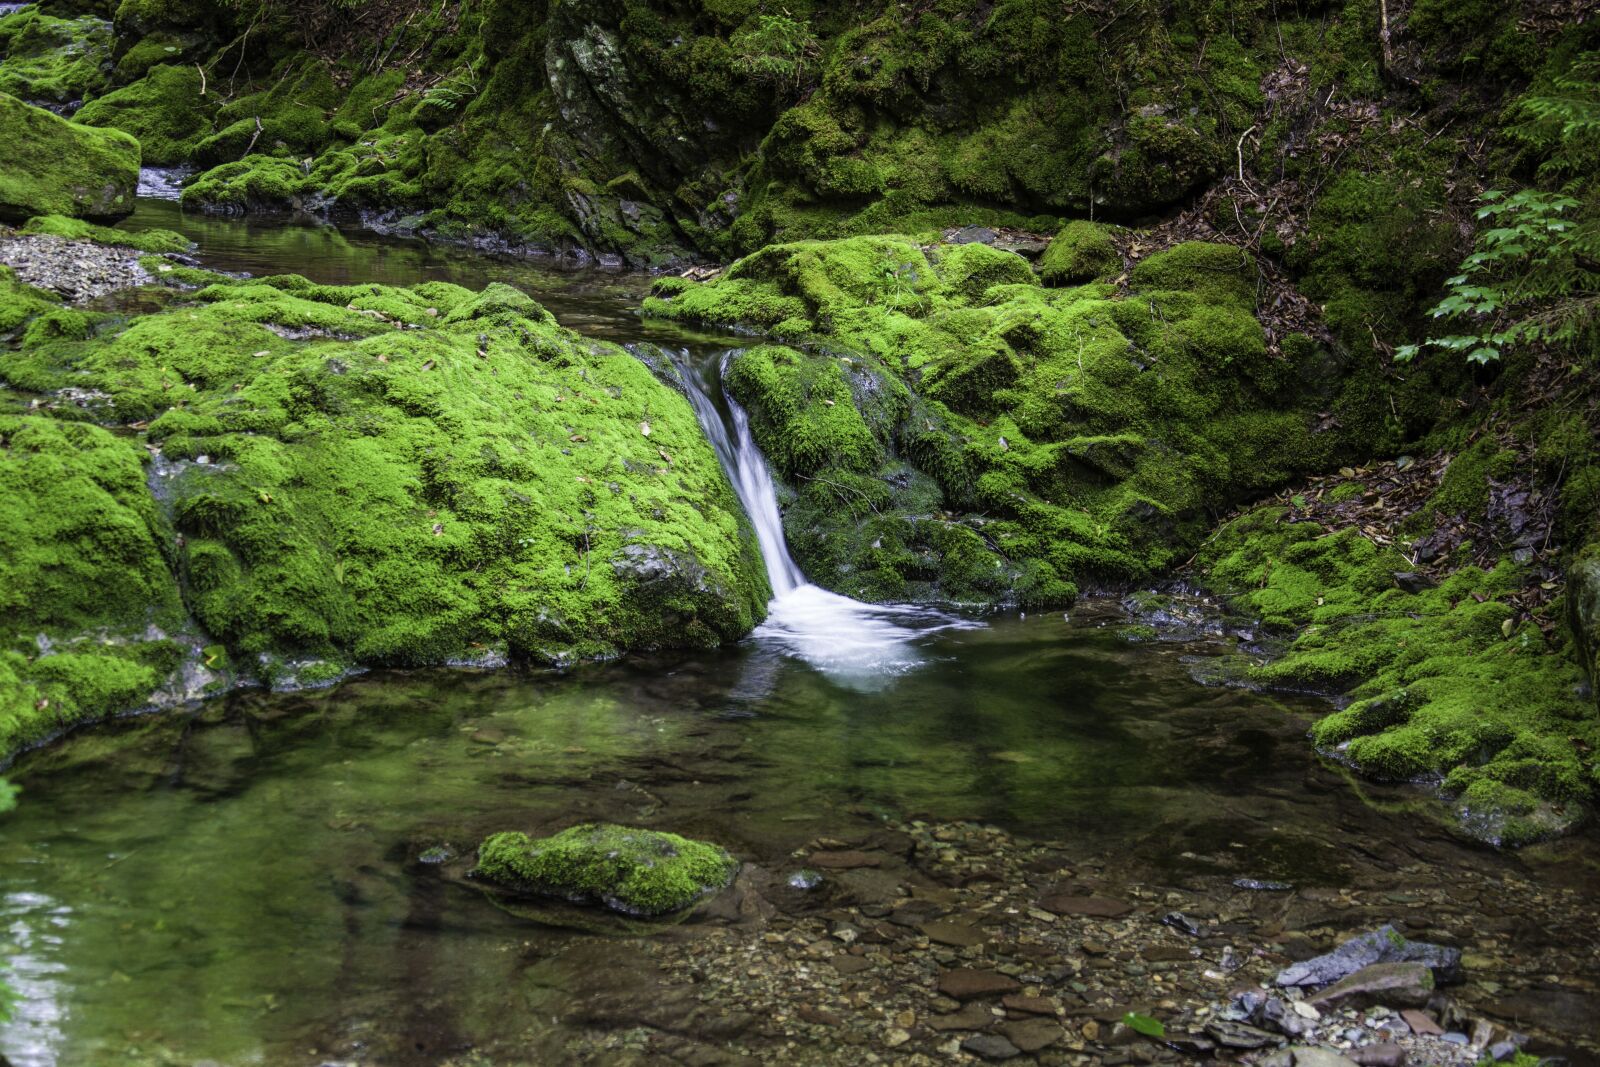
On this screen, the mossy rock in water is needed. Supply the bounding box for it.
[0,92,139,223]
[475,824,739,917]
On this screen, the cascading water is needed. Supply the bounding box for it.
[675,349,978,683]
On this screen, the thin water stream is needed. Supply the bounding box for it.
[0,199,1595,1066]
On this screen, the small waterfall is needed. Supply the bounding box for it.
[676,350,978,683]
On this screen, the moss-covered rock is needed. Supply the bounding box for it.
[0,413,188,758]
[0,91,139,222]
[0,8,114,107]
[74,62,214,165]
[20,213,191,253]
[1038,221,1120,286]
[3,268,766,688]
[644,234,1380,607]
[475,823,738,917]
[1197,505,1598,846]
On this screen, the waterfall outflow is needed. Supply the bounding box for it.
[677,350,978,682]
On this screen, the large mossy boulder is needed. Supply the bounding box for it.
[0,262,767,760]
[475,824,739,917]
[0,92,139,222]
[643,235,1381,608]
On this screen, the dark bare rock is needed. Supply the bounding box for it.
[939,969,1023,1000]
[1307,962,1435,1009]
[962,1033,1022,1060]
[1039,894,1132,918]
[1351,1042,1407,1067]
[1000,1017,1063,1052]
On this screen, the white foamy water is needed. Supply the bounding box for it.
[676,350,978,682]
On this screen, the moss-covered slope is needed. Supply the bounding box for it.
[641,234,1379,606]
[0,253,767,762]
[1196,504,1597,846]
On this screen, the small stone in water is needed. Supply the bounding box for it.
[1234,878,1294,891]
[787,869,823,890]
[418,846,454,864]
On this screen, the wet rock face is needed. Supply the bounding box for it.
[0,92,139,222]
[1570,546,1600,710]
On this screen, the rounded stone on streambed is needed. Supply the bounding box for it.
[473,823,739,917]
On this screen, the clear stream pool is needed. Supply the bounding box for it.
[0,200,1595,1067]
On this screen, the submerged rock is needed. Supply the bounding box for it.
[474,823,739,917]
[0,92,138,222]
[1276,925,1462,989]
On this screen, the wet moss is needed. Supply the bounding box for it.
[74,62,214,165]
[475,823,738,917]
[20,212,190,252]
[0,91,139,222]
[645,234,1377,606]
[4,268,767,691]
[0,9,113,107]
[0,414,186,757]
[1198,506,1597,845]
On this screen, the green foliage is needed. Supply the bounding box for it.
[729,14,819,94]
[1399,52,1600,366]
[1122,1012,1165,1039]
[1397,189,1600,365]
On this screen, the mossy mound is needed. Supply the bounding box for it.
[1197,506,1598,846]
[20,213,190,253]
[74,61,214,165]
[0,413,190,757]
[1038,221,1121,286]
[644,234,1380,607]
[0,91,139,223]
[0,261,767,760]
[475,824,739,917]
[0,8,113,108]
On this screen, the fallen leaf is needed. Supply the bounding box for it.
[640,421,651,437]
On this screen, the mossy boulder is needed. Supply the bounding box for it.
[0,92,139,222]
[475,824,739,917]
[74,62,214,165]
[3,269,767,687]
[0,9,114,107]
[1038,221,1120,286]
[644,234,1380,608]
[0,413,188,757]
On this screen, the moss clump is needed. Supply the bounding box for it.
[0,9,114,107]
[73,62,215,165]
[1038,221,1120,286]
[644,234,1379,607]
[0,91,139,222]
[0,414,187,756]
[20,213,190,253]
[1198,506,1597,845]
[475,824,738,917]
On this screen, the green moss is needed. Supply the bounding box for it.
[646,234,1377,606]
[75,63,215,165]
[475,824,738,916]
[0,91,139,222]
[1198,506,1597,844]
[21,213,191,252]
[181,156,309,213]
[0,414,186,756]
[0,10,113,106]
[1038,221,1120,286]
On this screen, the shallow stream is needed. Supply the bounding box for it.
[0,200,1596,1066]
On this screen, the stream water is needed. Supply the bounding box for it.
[0,199,1596,1066]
